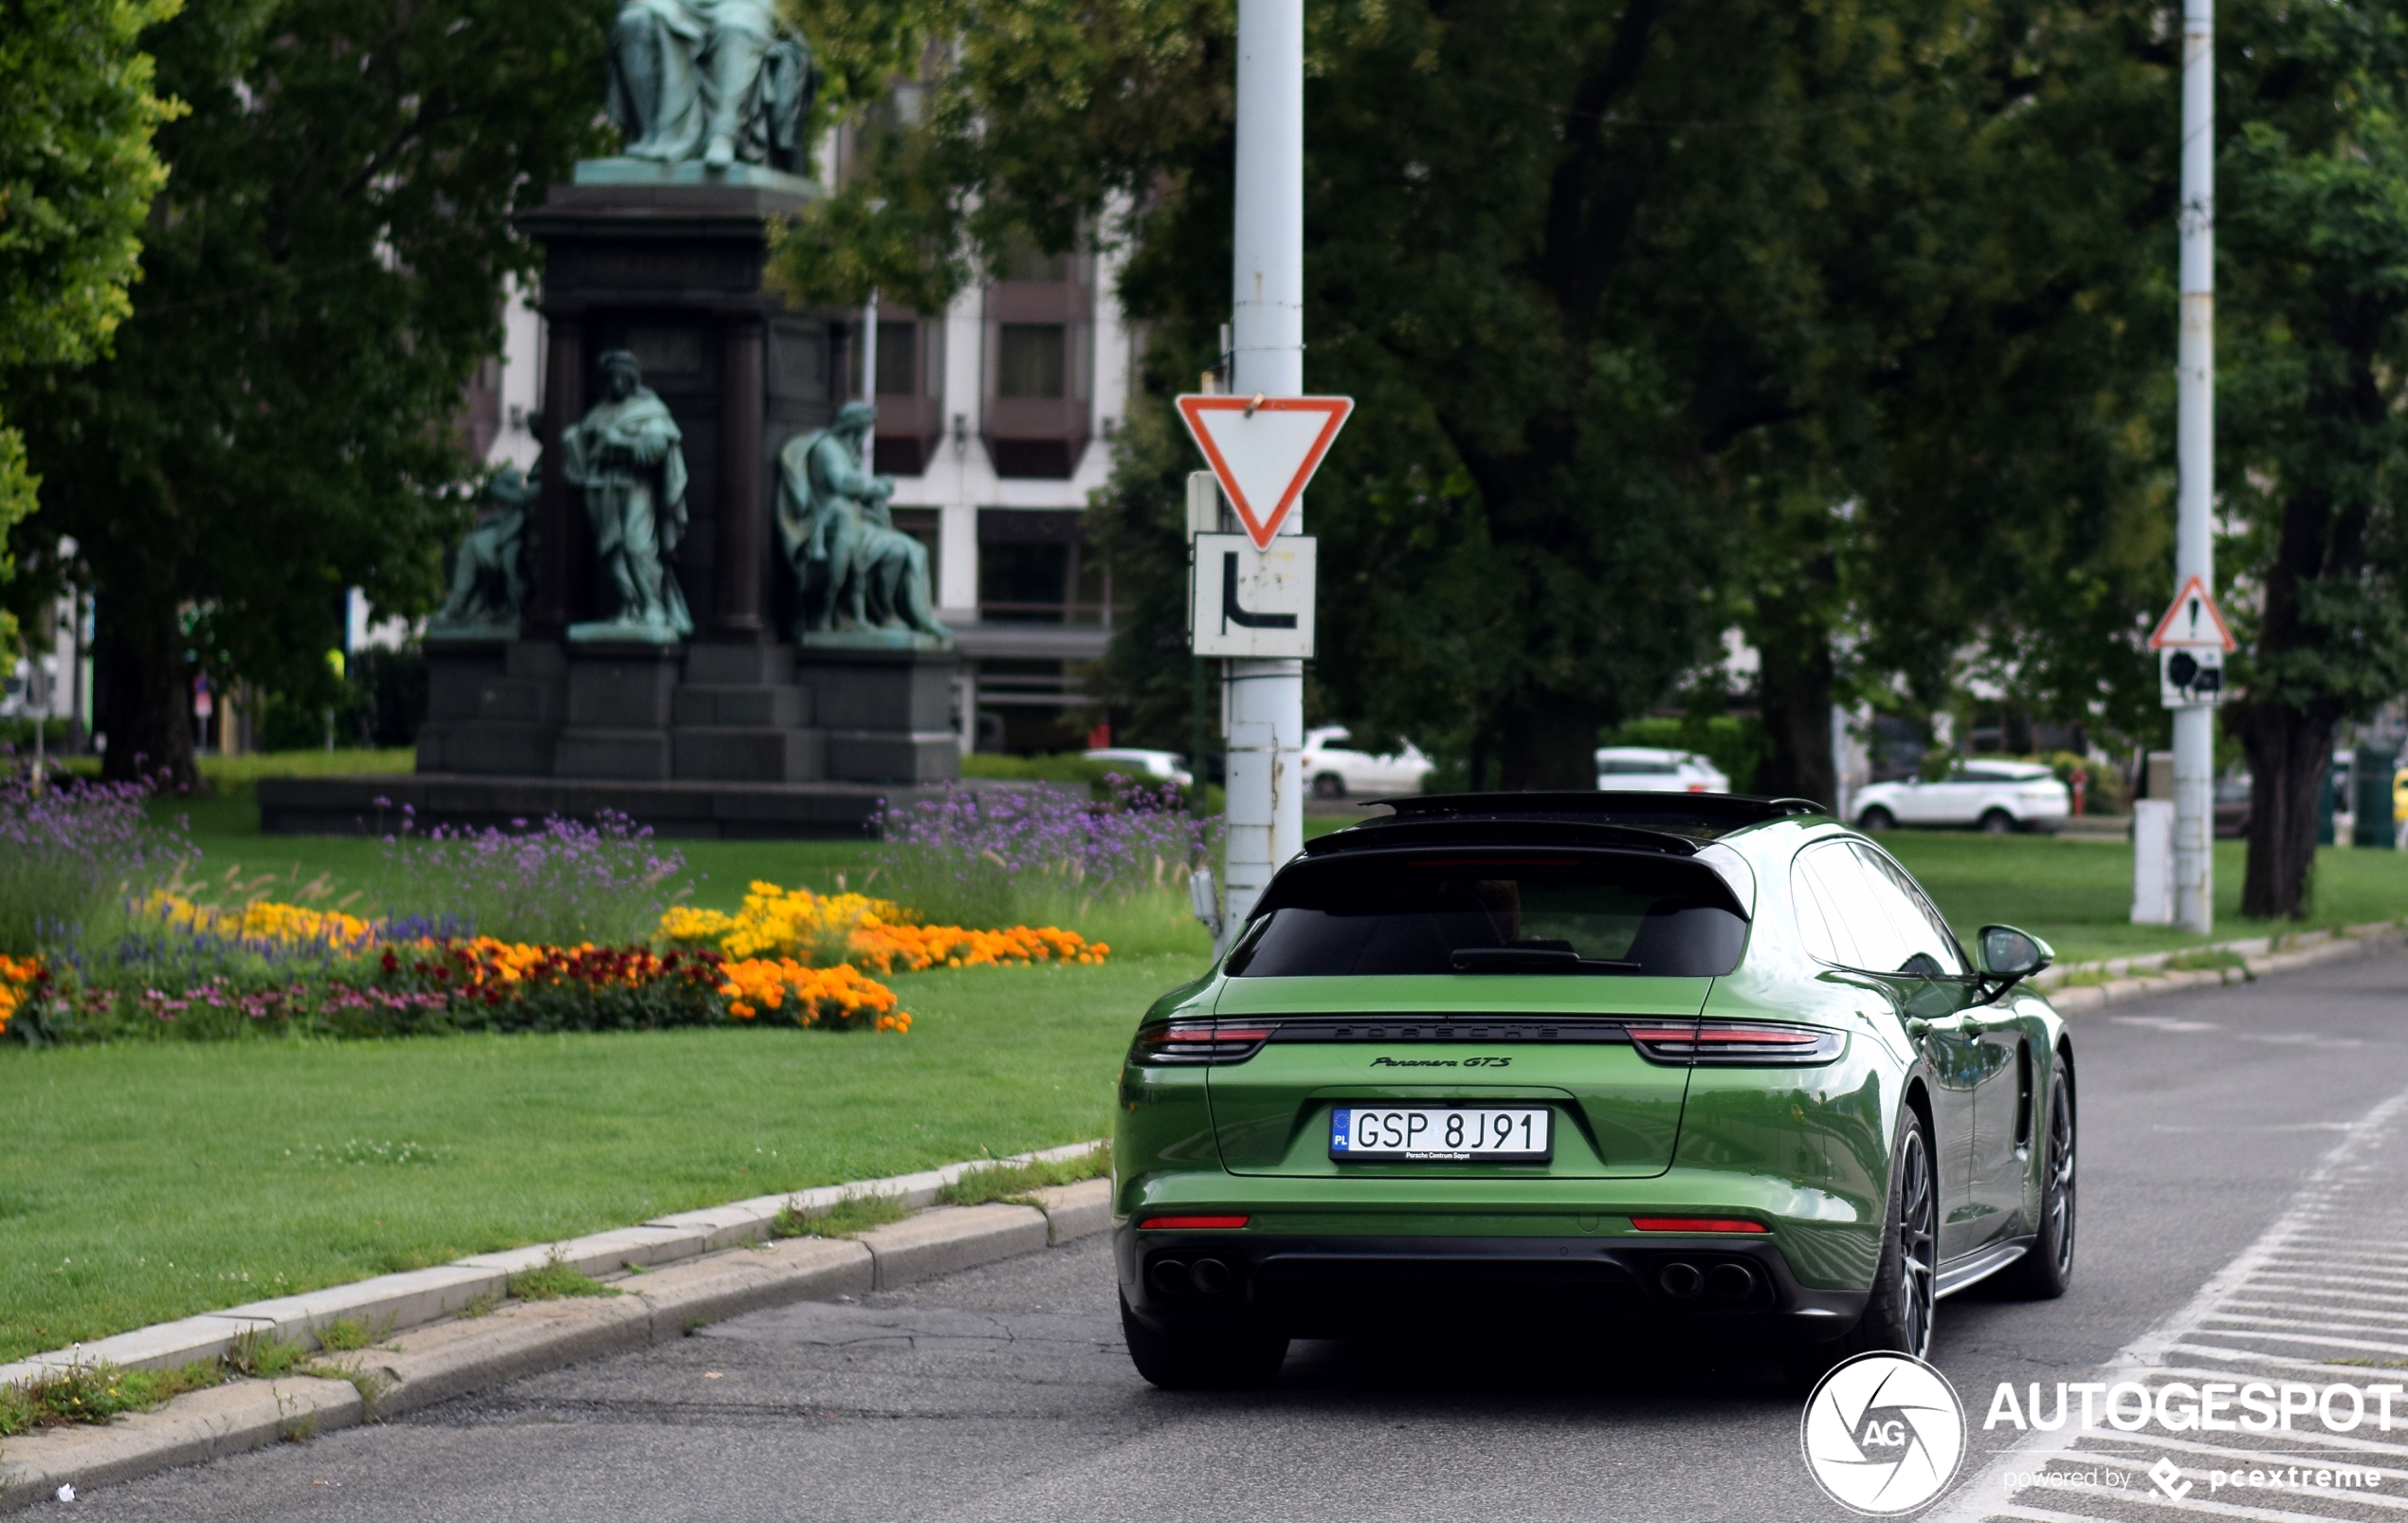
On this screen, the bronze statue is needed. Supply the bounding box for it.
[775,401,949,646]
[429,462,536,637]
[608,0,814,172]
[563,351,692,642]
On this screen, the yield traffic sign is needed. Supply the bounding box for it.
[1176,395,1353,549]
[2147,575,2237,651]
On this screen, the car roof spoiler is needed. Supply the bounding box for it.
[1328,791,1824,842]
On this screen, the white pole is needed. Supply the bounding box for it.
[2173,0,2215,934]
[862,289,880,403]
[1221,0,1306,938]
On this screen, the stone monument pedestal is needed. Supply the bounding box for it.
[417,639,565,776]
[799,645,961,784]
[275,165,963,837]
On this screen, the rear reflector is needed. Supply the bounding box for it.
[1631,1217,1769,1234]
[1138,1215,1250,1230]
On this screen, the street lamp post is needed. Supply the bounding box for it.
[2173,0,2215,934]
[1221,0,1306,934]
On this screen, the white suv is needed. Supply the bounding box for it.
[1852,760,2071,834]
[1300,727,1432,798]
[1595,746,1731,794]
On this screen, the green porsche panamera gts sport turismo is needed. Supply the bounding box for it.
[1113,792,2075,1388]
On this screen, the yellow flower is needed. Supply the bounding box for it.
[655,883,1105,973]
[140,890,374,950]
[715,956,905,1031]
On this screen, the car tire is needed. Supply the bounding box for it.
[1783,1105,1938,1389]
[1121,1294,1289,1389]
[1856,806,1896,833]
[1979,808,2016,835]
[1311,772,1346,799]
[1996,1057,2075,1299]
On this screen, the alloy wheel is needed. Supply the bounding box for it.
[2042,1079,2076,1275]
[1898,1125,1937,1357]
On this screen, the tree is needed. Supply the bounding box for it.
[0,0,178,591]
[2217,7,2408,918]
[1732,0,2179,806]
[7,0,607,784]
[783,0,2203,795]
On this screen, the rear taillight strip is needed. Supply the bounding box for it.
[1628,1020,1843,1066]
[1132,1021,1278,1065]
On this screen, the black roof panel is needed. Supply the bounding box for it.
[1340,791,1825,843]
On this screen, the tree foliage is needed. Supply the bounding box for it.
[783,0,2196,793]
[2217,2,2408,916]
[1743,0,2178,800]
[7,0,609,784]
[0,0,180,584]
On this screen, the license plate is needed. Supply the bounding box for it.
[1329,1106,1552,1162]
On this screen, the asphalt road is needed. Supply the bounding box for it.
[65,953,2408,1522]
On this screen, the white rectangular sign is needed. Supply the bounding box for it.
[1191,532,1315,658]
[2161,645,2225,707]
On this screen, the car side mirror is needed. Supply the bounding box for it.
[1975,924,2052,998]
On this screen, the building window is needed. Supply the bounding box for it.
[979,541,1070,624]
[876,321,917,396]
[996,323,1067,399]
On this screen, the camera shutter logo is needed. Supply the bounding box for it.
[1799,1351,1967,1514]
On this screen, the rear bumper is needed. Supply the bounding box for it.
[1117,1227,1869,1341]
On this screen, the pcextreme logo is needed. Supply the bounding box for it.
[1800,1352,1968,1514]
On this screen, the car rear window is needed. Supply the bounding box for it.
[1226,856,1745,978]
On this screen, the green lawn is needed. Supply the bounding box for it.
[1879,833,2408,963]
[0,955,1204,1365]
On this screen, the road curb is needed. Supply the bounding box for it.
[0,1377,360,1508]
[0,1169,1112,1512]
[2045,926,2399,1013]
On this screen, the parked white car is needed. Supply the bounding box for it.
[1301,726,1432,798]
[1852,759,2071,834]
[1083,748,1193,789]
[1595,746,1731,794]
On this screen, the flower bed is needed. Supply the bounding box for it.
[0,778,1151,1047]
[659,881,1106,972]
[2,877,1109,1044]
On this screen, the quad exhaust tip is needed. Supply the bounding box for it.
[1657,1260,1759,1301]
[1709,1262,1758,1300]
[1146,1257,1234,1296]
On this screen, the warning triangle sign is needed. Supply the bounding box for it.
[1176,395,1353,549]
[2147,576,2237,651]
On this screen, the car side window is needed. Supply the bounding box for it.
[1793,840,1896,969]
[1790,856,1849,965]
[1850,844,1968,975]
